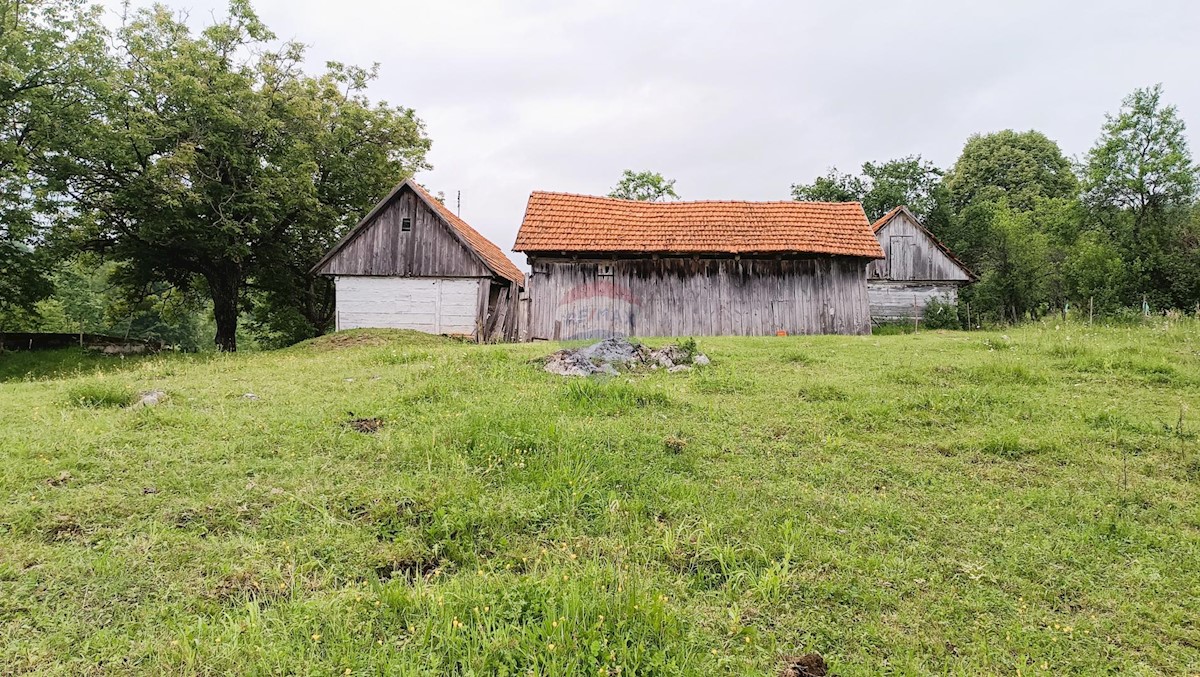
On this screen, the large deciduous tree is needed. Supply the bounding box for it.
[1082,85,1199,309]
[609,170,679,201]
[51,1,430,350]
[944,130,1077,212]
[0,0,107,322]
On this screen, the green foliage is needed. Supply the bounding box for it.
[608,170,679,201]
[41,2,429,351]
[1082,84,1199,312]
[791,155,944,222]
[944,130,1078,212]
[17,258,211,351]
[0,0,108,318]
[964,202,1051,322]
[1084,84,1196,217]
[921,296,960,329]
[1063,231,1127,313]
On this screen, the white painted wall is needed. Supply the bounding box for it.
[335,276,481,335]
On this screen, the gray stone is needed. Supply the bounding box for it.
[541,338,711,378]
[134,390,167,407]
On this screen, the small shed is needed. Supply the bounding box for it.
[311,179,525,341]
[513,192,884,340]
[867,206,975,321]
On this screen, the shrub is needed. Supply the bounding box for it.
[922,297,961,330]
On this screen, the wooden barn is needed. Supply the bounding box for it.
[311,179,525,341]
[512,193,885,340]
[867,206,975,321]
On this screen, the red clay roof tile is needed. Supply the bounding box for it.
[513,192,884,259]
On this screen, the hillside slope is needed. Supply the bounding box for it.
[2,325,1199,674]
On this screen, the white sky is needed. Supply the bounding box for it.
[103,0,1200,270]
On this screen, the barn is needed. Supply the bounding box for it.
[867,206,975,322]
[311,179,525,341]
[512,192,885,340]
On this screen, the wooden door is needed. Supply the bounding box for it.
[889,236,914,280]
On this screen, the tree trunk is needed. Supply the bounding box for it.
[208,270,241,352]
[302,274,336,336]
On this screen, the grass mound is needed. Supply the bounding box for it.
[294,328,455,351]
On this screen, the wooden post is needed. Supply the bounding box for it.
[1089,297,1094,325]
[913,296,919,332]
[966,303,971,331]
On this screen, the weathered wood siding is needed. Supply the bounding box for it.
[335,277,483,336]
[868,212,971,282]
[867,281,959,321]
[526,256,871,340]
[318,188,490,279]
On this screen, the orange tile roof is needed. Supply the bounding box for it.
[409,182,525,285]
[513,192,884,259]
[871,205,906,233]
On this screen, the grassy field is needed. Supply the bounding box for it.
[1,322,1199,675]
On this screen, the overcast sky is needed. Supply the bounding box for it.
[103,0,1200,269]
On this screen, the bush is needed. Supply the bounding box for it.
[923,297,961,330]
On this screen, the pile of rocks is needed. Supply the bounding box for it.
[541,338,710,377]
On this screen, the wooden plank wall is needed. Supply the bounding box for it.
[525,256,872,340]
[867,281,961,321]
[318,187,490,279]
[868,212,972,282]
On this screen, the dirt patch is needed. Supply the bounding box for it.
[779,653,828,677]
[540,338,710,377]
[347,417,384,434]
[43,514,86,543]
[46,471,72,487]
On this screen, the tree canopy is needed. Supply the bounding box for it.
[42,1,430,351]
[943,130,1077,212]
[0,0,107,320]
[791,156,944,222]
[609,170,679,201]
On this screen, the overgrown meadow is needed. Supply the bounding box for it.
[1,323,1198,675]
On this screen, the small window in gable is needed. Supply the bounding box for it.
[598,264,614,276]
[401,217,412,232]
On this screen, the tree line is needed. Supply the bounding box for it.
[790,86,1199,324]
[2,0,430,350]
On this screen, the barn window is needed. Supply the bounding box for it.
[598,264,614,276]
[401,217,412,232]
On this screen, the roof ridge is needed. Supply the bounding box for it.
[527,190,864,208]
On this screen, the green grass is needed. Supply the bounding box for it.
[2,324,1199,675]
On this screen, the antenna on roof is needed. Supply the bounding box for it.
[457,190,461,216]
